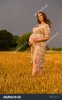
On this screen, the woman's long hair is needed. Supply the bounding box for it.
[37,11,51,28]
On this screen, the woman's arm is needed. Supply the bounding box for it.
[34,36,50,42]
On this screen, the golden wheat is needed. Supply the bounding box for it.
[0,50,62,94]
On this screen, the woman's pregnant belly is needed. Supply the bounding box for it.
[29,33,44,45]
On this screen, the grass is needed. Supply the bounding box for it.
[0,50,62,94]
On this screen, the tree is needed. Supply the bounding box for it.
[16,32,32,51]
[0,29,16,50]
[11,35,19,50]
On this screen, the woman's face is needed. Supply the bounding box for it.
[37,13,44,22]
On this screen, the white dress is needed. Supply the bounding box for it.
[29,24,50,75]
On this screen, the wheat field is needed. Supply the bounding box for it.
[0,50,62,94]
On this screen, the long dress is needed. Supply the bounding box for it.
[29,23,50,75]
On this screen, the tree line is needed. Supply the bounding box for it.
[0,29,31,51]
[0,29,62,51]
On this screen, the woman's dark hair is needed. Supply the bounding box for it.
[37,11,51,28]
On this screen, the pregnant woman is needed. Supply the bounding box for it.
[29,11,51,76]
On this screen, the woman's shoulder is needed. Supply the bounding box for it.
[41,24,50,31]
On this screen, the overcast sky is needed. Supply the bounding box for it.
[0,0,62,47]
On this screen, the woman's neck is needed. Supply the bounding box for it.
[41,21,45,25]
[36,21,46,27]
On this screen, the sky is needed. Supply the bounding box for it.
[0,0,62,48]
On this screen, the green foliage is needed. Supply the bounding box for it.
[0,29,62,52]
[16,32,32,51]
[0,29,17,50]
[51,48,62,51]
[11,35,19,50]
[0,30,31,51]
[46,46,62,51]
[18,32,31,45]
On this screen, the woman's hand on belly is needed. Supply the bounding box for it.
[33,37,49,43]
[33,37,42,43]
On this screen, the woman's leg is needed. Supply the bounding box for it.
[32,65,43,76]
[32,63,37,76]
[38,67,43,75]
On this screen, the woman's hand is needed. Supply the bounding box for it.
[34,37,49,42]
[33,37,42,43]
